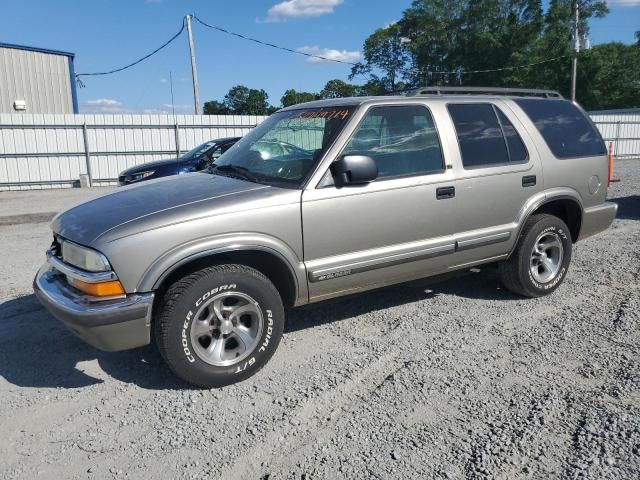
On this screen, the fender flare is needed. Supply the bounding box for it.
[137,233,308,305]
[508,189,584,257]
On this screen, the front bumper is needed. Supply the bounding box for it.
[578,201,618,240]
[33,264,154,351]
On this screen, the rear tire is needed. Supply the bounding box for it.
[154,264,285,388]
[499,214,572,298]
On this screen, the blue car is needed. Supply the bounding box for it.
[118,137,240,186]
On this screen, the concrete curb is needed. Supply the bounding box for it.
[0,212,57,226]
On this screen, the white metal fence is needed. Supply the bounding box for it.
[0,110,638,191]
[590,110,640,160]
[0,113,266,190]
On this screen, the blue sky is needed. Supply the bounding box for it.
[0,0,638,114]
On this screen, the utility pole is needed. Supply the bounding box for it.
[570,0,580,102]
[185,14,201,115]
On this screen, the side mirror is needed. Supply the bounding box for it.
[332,155,378,186]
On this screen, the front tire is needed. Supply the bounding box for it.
[154,264,285,388]
[499,214,572,297]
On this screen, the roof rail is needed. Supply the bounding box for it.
[400,86,563,99]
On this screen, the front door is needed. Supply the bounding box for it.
[301,103,457,302]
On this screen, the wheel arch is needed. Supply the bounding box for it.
[531,197,583,242]
[138,233,307,307]
[150,247,301,308]
[509,192,584,257]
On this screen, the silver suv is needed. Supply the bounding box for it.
[34,88,617,387]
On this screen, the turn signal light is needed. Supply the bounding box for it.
[72,279,125,297]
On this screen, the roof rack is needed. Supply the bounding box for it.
[399,86,563,99]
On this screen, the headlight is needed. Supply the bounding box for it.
[61,240,111,272]
[128,171,155,182]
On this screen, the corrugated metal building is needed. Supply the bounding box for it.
[0,42,78,114]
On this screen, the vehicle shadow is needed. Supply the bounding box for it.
[286,265,516,333]
[0,266,513,390]
[0,294,188,390]
[611,195,640,221]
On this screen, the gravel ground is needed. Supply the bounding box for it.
[0,187,114,225]
[0,160,638,480]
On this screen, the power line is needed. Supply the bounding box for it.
[76,19,186,78]
[71,14,571,89]
[415,55,570,76]
[191,14,359,66]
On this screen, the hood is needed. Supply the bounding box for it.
[52,173,269,246]
[120,158,181,176]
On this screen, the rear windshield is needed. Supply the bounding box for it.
[515,99,605,159]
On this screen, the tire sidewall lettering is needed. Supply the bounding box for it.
[180,284,275,376]
[527,225,569,291]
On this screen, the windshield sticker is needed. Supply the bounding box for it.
[296,109,351,120]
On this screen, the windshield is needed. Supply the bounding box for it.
[180,141,217,161]
[211,107,355,188]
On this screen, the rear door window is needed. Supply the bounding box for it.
[447,103,528,168]
[496,109,528,163]
[515,99,606,158]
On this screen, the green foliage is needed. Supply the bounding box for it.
[320,79,358,98]
[577,43,640,110]
[350,23,410,90]
[280,89,319,107]
[350,0,638,109]
[203,100,230,115]
[224,85,271,115]
[203,85,274,115]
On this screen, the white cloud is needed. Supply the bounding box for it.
[87,98,121,107]
[606,0,640,5]
[159,78,168,84]
[83,98,127,113]
[142,104,193,115]
[262,0,342,22]
[296,45,361,64]
[81,99,193,115]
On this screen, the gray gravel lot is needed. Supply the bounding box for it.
[0,187,114,225]
[0,161,638,479]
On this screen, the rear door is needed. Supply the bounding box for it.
[513,98,608,210]
[301,102,458,302]
[445,100,543,267]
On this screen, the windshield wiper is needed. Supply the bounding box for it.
[212,164,260,183]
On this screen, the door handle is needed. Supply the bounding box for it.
[522,175,536,187]
[436,186,455,200]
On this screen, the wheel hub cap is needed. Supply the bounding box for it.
[219,319,233,335]
[530,231,564,284]
[189,291,263,367]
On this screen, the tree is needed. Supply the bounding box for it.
[350,23,410,91]
[518,0,608,98]
[280,89,319,107]
[351,0,621,108]
[203,100,230,115]
[320,79,358,98]
[204,85,275,115]
[224,85,271,115]
[577,42,640,109]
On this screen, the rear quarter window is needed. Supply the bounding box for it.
[515,99,606,159]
